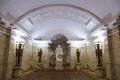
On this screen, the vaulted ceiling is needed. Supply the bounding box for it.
[0,0,120,41]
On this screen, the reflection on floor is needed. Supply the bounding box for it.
[21,71,90,80]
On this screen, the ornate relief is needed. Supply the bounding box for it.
[20,6,92,24]
[16,4,100,38]
[27,6,90,25]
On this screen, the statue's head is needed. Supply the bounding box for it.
[58,45,61,48]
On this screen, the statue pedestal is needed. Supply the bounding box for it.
[13,66,23,78]
[95,67,106,78]
[37,63,43,70]
[76,63,81,70]
[56,60,63,70]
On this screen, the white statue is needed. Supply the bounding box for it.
[55,45,63,61]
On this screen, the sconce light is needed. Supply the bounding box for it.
[76,48,81,63]
[15,42,24,67]
[15,42,24,49]
[95,43,103,67]
[38,48,43,63]
[95,42,102,50]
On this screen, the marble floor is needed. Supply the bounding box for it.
[23,71,91,80]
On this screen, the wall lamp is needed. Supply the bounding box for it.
[95,42,103,67]
[15,42,24,67]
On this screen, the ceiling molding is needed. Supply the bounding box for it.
[12,4,107,26]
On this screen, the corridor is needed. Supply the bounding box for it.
[0,0,120,80]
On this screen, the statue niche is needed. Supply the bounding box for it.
[49,34,70,63]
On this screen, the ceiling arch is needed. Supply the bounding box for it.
[10,4,109,40]
[14,4,107,26]
[29,19,90,40]
[0,1,119,41]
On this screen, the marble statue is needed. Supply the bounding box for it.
[55,45,63,61]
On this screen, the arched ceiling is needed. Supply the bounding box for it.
[0,0,120,41]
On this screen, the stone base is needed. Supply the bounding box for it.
[95,67,106,78]
[13,66,23,78]
[37,63,43,70]
[56,61,63,70]
[76,63,81,70]
[37,63,42,66]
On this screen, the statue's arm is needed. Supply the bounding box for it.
[55,49,57,53]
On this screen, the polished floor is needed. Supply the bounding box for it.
[23,71,91,80]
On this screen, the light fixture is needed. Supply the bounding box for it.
[95,42,103,67]
[15,42,24,66]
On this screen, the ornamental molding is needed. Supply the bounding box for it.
[13,4,107,26]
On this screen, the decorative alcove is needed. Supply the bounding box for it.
[48,34,70,68]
